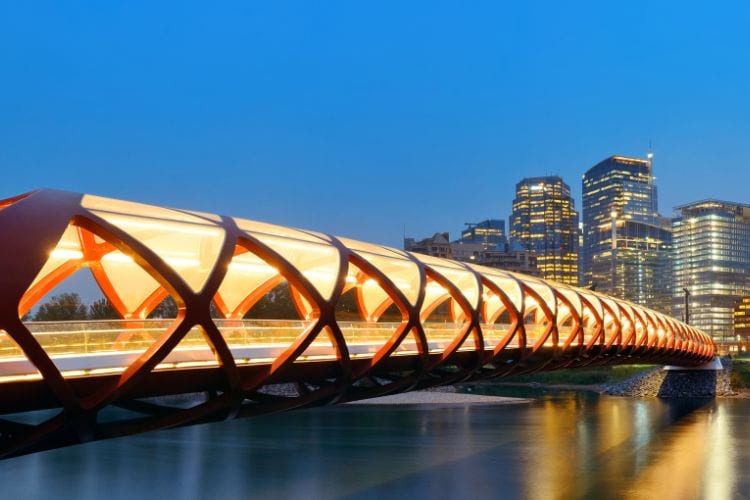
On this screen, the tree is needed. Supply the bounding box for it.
[148,296,179,319]
[335,288,360,321]
[335,287,401,322]
[147,296,221,319]
[34,293,88,321]
[89,298,120,320]
[210,301,222,319]
[244,283,301,320]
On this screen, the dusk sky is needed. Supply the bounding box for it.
[2,2,749,248]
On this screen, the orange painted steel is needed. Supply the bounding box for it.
[0,189,714,458]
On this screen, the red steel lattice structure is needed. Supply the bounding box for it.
[0,190,714,457]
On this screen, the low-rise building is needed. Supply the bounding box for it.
[407,227,540,278]
[404,232,452,259]
[474,244,541,277]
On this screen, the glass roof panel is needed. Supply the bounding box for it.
[235,218,328,244]
[598,296,621,322]
[339,237,421,306]
[358,278,392,322]
[413,254,480,309]
[83,195,226,293]
[470,266,523,311]
[29,225,83,290]
[99,250,162,314]
[216,250,280,315]
[482,291,506,323]
[556,286,583,317]
[83,195,211,224]
[243,232,341,301]
[578,290,603,319]
[515,275,555,307]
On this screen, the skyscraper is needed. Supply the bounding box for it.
[581,155,672,313]
[673,200,750,343]
[509,176,579,285]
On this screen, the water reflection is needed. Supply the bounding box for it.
[0,394,748,499]
[527,395,748,499]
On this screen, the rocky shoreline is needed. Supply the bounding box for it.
[460,359,748,399]
[603,361,735,398]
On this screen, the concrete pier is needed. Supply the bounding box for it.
[664,356,724,371]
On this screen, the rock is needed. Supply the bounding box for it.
[603,361,736,398]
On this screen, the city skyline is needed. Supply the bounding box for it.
[407,151,748,250]
[405,154,750,343]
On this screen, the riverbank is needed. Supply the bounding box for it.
[461,359,750,398]
[459,364,654,396]
[473,364,655,386]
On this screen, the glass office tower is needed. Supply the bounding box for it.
[510,176,579,285]
[673,200,750,343]
[582,155,673,314]
[735,297,750,353]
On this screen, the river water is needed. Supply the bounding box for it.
[1,390,749,499]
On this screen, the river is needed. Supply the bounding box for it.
[1,390,748,499]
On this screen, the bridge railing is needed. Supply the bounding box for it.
[0,319,525,379]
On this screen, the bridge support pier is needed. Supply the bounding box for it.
[663,356,724,371]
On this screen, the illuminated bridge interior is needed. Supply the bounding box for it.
[0,190,714,457]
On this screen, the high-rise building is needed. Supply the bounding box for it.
[673,200,750,343]
[581,155,673,313]
[509,176,579,285]
[734,296,750,353]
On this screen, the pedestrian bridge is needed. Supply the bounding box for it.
[0,189,714,457]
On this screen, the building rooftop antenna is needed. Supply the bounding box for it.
[647,141,654,165]
[646,140,655,182]
[646,141,656,214]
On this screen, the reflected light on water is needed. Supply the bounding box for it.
[704,404,736,499]
[0,394,747,499]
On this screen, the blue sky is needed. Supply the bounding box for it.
[1,1,748,247]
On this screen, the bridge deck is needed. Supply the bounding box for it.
[1,319,562,381]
